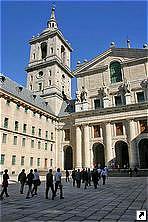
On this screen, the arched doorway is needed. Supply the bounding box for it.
[64,146,73,170]
[115,141,129,168]
[139,139,148,169]
[92,143,105,168]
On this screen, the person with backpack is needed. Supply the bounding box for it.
[18,169,26,194]
[54,168,64,199]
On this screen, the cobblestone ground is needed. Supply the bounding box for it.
[0,177,147,222]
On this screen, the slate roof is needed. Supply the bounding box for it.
[0,74,55,116]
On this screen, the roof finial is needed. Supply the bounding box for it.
[47,5,58,29]
[50,5,56,20]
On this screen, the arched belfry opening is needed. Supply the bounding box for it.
[64,146,73,170]
[92,143,105,168]
[115,141,129,168]
[41,42,47,59]
[61,45,66,64]
[138,139,148,169]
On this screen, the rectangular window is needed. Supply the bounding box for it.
[115,95,122,106]
[22,138,26,147]
[21,156,25,166]
[0,154,5,165]
[139,120,148,133]
[115,122,123,136]
[37,158,40,166]
[45,143,48,150]
[4,117,8,128]
[31,140,34,148]
[38,141,41,149]
[30,157,33,166]
[38,83,42,91]
[2,134,7,143]
[45,131,48,139]
[44,158,48,168]
[50,159,53,167]
[38,129,41,137]
[12,155,16,165]
[32,126,35,135]
[15,121,19,131]
[94,125,101,138]
[137,91,145,103]
[13,136,17,145]
[94,99,101,109]
[51,144,53,151]
[64,129,70,141]
[23,124,27,133]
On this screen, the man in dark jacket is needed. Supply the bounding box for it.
[18,169,26,194]
[26,169,34,199]
[46,169,55,200]
[0,169,9,200]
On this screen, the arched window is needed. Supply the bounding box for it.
[41,42,47,59]
[110,61,122,84]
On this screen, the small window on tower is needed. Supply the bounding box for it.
[51,48,54,54]
[41,42,47,59]
[33,53,35,59]
[38,83,42,91]
[52,23,54,27]
[39,71,43,77]
[49,80,51,86]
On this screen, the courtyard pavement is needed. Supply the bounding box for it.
[0,177,147,222]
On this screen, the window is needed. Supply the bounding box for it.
[31,140,34,148]
[110,62,122,83]
[16,104,20,109]
[139,120,148,133]
[0,154,5,165]
[38,71,43,77]
[38,129,41,137]
[37,158,40,166]
[115,95,122,106]
[94,125,101,138]
[50,159,53,167]
[51,132,53,140]
[30,85,33,90]
[21,156,25,166]
[49,70,51,76]
[44,158,48,168]
[32,126,35,135]
[25,107,28,113]
[51,47,53,54]
[45,143,48,150]
[30,157,33,166]
[22,138,26,147]
[23,124,27,133]
[2,134,7,143]
[4,118,8,128]
[64,129,70,141]
[33,53,35,59]
[15,121,19,131]
[38,83,42,91]
[38,141,41,149]
[94,99,102,109]
[41,42,47,59]
[49,80,51,86]
[115,122,123,136]
[6,100,10,105]
[12,155,16,165]
[51,144,53,151]
[137,92,145,103]
[45,131,48,139]
[13,136,17,145]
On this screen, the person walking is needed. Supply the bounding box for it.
[71,169,76,187]
[87,168,92,186]
[65,170,70,182]
[101,168,107,185]
[0,169,9,200]
[18,169,26,194]
[76,169,81,188]
[31,169,40,196]
[84,169,88,189]
[46,169,55,200]
[92,168,98,189]
[54,168,64,199]
[26,169,34,199]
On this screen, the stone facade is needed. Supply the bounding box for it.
[0,7,148,175]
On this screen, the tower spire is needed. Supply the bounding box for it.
[47,6,58,29]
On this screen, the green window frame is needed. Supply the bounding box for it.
[15,121,19,131]
[110,62,122,84]
[2,134,7,143]
[0,154,5,165]
[4,118,8,128]
[12,155,16,165]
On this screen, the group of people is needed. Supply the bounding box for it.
[70,167,108,189]
[0,168,64,200]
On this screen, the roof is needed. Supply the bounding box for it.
[58,100,75,117]
[0,74,55,117]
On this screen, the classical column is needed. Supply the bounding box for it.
[128,119,138,168]
[104,122,113,165]
[76,125,82,168]
[83,124,90,168]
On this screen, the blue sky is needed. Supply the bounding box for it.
[1,1,147,98]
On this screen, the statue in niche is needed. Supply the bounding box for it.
[103,84,109,97]
[80,86,87,102]
[118,79,130,94]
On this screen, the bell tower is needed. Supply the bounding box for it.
[26,7,73,115]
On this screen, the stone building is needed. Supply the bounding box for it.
[0,7,148,175]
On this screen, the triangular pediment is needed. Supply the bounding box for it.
[74,48,148,75]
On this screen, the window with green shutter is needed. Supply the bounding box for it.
[110,62,122,84]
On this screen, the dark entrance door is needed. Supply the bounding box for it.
[115,141,129,168]
[139,139,148,169]
[93,143,105,168]
[64,146,73,170]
